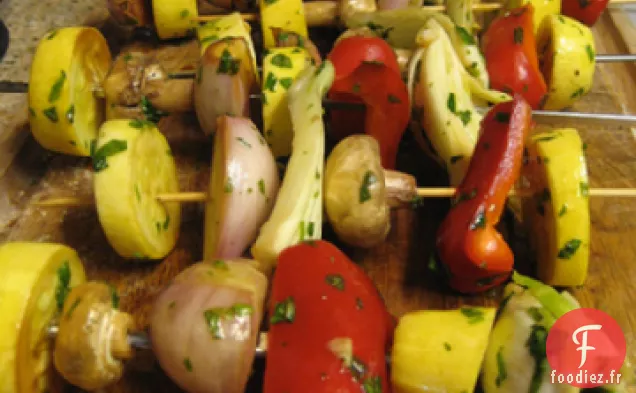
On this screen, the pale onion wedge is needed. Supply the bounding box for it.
[93,119,181,259]
[411,19,510,185]
[262,47,311,157]
[196,12,259,84]
[537,15,595,110]
[194,38,257,135]
[251,62,334,269]
[204,116,280,260]
[0,242,86,393]
[520,128,590,287]
[152,0,198,39]
[392,307,496,393]
[28,27,111,156]
[259,0,308,49]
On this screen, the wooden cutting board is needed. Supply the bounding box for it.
[1,8,636,393]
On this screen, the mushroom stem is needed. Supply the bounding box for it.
[384,169,417,207]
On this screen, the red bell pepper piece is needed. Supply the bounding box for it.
[483,6,548,109]
[562,0,609,26]
[264,240,393,393]
[327,37,410,169]
[436,96,532,294]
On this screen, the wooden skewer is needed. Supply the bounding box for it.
[32,187,636,207]
[194,0,635,25]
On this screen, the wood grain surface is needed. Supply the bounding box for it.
[1,9,636,393]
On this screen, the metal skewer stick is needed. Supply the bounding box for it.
[47,325,269,356]
[32,187,636,208]
[2,81,636,126]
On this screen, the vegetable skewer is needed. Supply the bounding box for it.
[30,186,636,208]
[2,81,636,125]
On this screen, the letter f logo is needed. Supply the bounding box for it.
[572,324,602,368]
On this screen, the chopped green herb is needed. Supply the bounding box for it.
[213,260,229,270]
[447,92,457,113]
[47,30,58,40]
[470,211,486,230]
[460,307,485,324]
[359,171,378,203]
[467,62,481,78]
[65,298,81,319]
[495,346,508,387]
[527,325,549,393]
[184,357,193,372]
[580,182,589,197]
[280,77,293,89]
[180,9,190,18]
[349,356,367,381]
[225,179,234,193]
[55,261,71,311]
[65,105,75,124]
[128,118,154,129]
[217,49,241,75]
[455,26,476,45]
[92,140,128,172]
[307,221,315,237]
[43,107,59,122]
[526,307,543,322]
[495,112,511,123]
[270,297,295,324]
[585,45,595,63]
[263,0,278,5]
[513,27,524,44]
[204,308,224,339]
[535,134,559,142]
[141,96,168,123]
[443,342,452,351]
[264,72,278,92]
[230,303,254,317]
[325,274,345,291]
[456,110,471,125]
[110,286,120,309]
[169,301,176,309]
[558,204,568,217]
[49,70,67,103]
[352,83,361,93]
[123,53,133,62]
[388,94,401,104]
[270,53,293,68]
[450,155,464,164]
[570,87,585,99]
[557,239,582,259]
[452,188,477,207]
[29,107,36,118]
[163,214,170,230]
[258,179,266,196]
[236,137,252,148]
[362,376,382,393]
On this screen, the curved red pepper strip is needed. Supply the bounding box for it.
[329,64,410,169]
[562,0,609,26]
[264,240,393,393]
[436,96,532,294]
[483,5,548,109]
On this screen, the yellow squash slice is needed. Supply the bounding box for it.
[197,12,259,83]
[262,47,310,157]
[391,307,496,393]
[259,0,308,49]
[537,15,595,110]
[0,242,86,393]
[521,128,590,286]
[28,27,111,156]
[152,0,198,39]
[93,119,181,259]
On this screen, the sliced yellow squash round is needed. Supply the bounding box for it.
[262,47,310,157]
[0,242,86,393]
[391,307,496,393]
[537,15,595,110]
[520,128,590,286]
[259,0,308,49]
[93,119,181,259]
[152,0,198,39]
[28,27,111,156]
